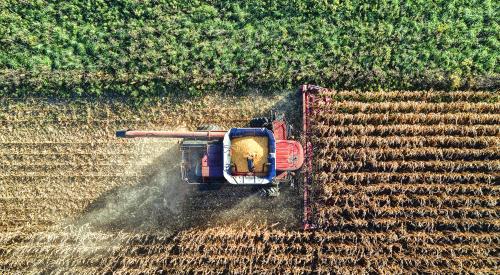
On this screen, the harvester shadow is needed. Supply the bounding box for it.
[78,142,301,233]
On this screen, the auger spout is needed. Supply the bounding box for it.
[116,130,226,140]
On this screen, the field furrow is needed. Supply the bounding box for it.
[312,113,500,126]
[317,124,500,137]
[316,90,499,102]
[318,101,500,114]
[315,172,498,185]
[312,135,499,148]
[319,147,500,161]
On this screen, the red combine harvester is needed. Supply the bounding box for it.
[116,112,304,197]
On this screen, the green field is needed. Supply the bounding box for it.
[1,0,498,99]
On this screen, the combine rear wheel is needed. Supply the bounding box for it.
[257,185,280,197]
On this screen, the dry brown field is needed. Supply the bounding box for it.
[1,89,499,274]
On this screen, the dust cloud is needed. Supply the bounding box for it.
[76,140,190,234]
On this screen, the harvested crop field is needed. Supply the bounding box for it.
[1,88,499,273]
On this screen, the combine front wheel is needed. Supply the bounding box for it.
[249,117,272,130]
[198,183,222,191]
